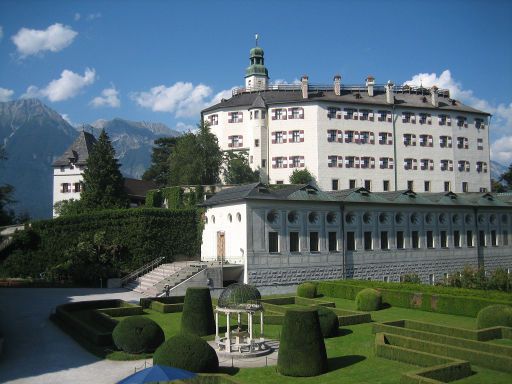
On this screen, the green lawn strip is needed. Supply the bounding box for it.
[451,365,512,383]
[489,338,512,346]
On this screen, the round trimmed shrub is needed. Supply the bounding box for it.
[477,304,512,329]
[316,306,339,338]
[277,308,327,377]
[181,287,215,336]
[355,288,382,311]
[112,316,164,354]
[297,282,317,299]
[153,333,219,373]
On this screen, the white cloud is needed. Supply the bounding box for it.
[0,87,14,102]
[90,86,120,108]
[404,69,512,164]
[271,78,301,86]
[74,13,81,21]
[60,113,76,126]
[12,23,78,57]
[131,82,235,118]
[23,68,96,102]
[86,13,102,21]
[175,122,196,132]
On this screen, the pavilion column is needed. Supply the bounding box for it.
[215,311,219,341]
[237,312,241,327]
[248,312,253,341]
[226,312,231,352]
[260,311,264,339]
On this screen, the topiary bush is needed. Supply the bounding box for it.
[112,316,165,354]
[297,282,317,298]
[181,287,215,336]
[477,304,512,329]
[153,333,219,373]
[316,306,339,338]
[277,308,327,377]
[356,288,382,311]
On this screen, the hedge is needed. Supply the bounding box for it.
[181,287,215,336]
[112,316,165,354]
[477,304,512,329]
[355,288,382,311]
[150,301,184,313]
[316,281,512,317]
[140,296,185,309]
[2,208,201,279]
[277,309,327,377]
[316,306,339,337]
[297,282,317,298]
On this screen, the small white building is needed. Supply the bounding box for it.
[201,183,512,287]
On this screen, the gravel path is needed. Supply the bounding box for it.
[0,288,149,384]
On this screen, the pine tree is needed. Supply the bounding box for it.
[81,130,128,210]
[142,137,178,186]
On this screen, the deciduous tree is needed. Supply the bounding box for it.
[223,151,259,184]
[289,168,316,185]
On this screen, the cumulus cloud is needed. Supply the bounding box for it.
[74,13,81,21]
[23,68,96,102]
[12,23,78,57]
[175,122,196,132]
[0,87,14,102]
[131,82,235,118]
[404,70,512,165]
[86,13,102,21]
[90,86,120,108]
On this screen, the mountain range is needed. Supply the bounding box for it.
[0,98,180,219]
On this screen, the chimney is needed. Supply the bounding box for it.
[385,80,394,104]
[366,75,375,97]
[301,75,309,99]
[431,86,439,107]
[333,74,341,96]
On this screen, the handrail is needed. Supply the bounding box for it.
[121,256,166,285]
[157,263,207,297]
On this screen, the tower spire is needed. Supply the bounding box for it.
[255,33,259,46]
[245,36,269,91]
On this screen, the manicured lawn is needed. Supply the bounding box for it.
[107,296,512,383]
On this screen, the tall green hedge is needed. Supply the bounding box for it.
[477,305,512,329]
[1,208,201,279]
[181,287,215,336]
[277,308,328,377]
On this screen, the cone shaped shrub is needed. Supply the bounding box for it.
[112,316,165,354]
[277,308,328,377]
[153,333,219,373]
[316,306,339,337]
[477,304,512,329]
[297,282,317,298]
[355,288,382,311]
[181,287,215,336]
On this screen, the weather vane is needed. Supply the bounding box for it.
[255,33,259,46]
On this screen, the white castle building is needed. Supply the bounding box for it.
[201,43,491,193]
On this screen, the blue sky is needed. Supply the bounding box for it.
[1,0,512,163]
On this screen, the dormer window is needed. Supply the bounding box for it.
[60,166,65,172]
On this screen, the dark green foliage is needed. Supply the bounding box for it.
[181,287,215,336]
[477,304,512,329]
[140,296,185,309]
[297,282,317,298]
[315,306,339,337]
[0,209,201,280]
[277,308,327,377]
[112,316,164,354]
[222,151,259,184]
[162,186,183,209]
[356,288,382,311]
[153,333,219,373]
[53,199,87,217]
[499,162,512,190]
[401,273,421,284]
[143,137,178,186]
[289,167,316,185]
[145,190,163,208]
[81,129,128,210]
[0,148,15,226]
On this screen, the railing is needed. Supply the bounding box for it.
[157,263,207,297]
[121,256,166,286]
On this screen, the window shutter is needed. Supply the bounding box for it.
[413,159,418,170]
[387,133,393,145]
[449,161,453,171]
[272,110,277,120]
[239,135,243,147]
[283,157,288,168]
[448,137,452,147]
[299,108,304,119]
[430,159,434,171]
[355,157,360,168]
[282,109,287,120]
[61,184,64,193]
[370,132,375,144]
[272,157,277,168]
[389,158,394,169]
[428,136,433,147]
[300,156,305,167]
[288,131,293,141]
[411,115,416,124]
[402,114,406,123]
[369,111,374,121]
[379,158,384,169]
[337,130,343,142]
[271,133,276,144]
[238,112,243,123]
[228,135,233,148]
[288,108,293,119]
[228,112,233,123]
[282,132,287,143]
[387,113,392,122]
[371,157,375,169]
[289,158,294,167]
[464,138,468,149]
[338,156,343,167]
[344,132,349,143]
[300,130,304,142]
[353,110,359,120]
[447,117,451,126]
[427,115,432,125]
[355,132,360,144]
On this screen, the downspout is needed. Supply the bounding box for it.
[266,106,270,183]
[473,206,483,269]
[392,104,398,191]
[341,203,346,279]
[487,114,492,191]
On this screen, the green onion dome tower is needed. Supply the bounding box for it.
[245,34,269,91]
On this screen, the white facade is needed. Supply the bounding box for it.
[52,164,85,216]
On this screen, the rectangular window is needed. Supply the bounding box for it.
[396,231,404,249]
[328,155,338,168]
[444,181,451,192]
[424,181,431,192]
[276,180,284,184]
[364,232,372,250]
[208,114,218,125]
[364,180,371,190]
[407,180,414,190]
[503,231,509,246]
[327,130,337,142]
[383,180,390,191]
[454,230,461,248]
[477,138,483,150]
[73,183,81,193]
[261,159,266,167]
[349,179,356,189]
[255,139,260,147]
[346,232,356,251]
[61,183,70,193]
[381,231,388,250]
[467,230,473,247]
[275,131,283,143]
[440,231,447,248]
[426,231,434,248]
[262,110,266,119]
[310,232,319,252]
[269,232,279,253]
[479,230,486,247]
[491,230,497,246]
[462,182,468,192]
[291,130,300,143]
[290,232,299,252]
[254,110,259,119]
[290,156,301,168]
[328,232,337,251]
[332,179,339,191]
[411,231,419,249]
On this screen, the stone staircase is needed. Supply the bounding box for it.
[123,261,205,296]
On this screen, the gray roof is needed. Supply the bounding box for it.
[249,94,267,109]
[201,183,511,209]
[202,88,489,116]
[53,131,96,167]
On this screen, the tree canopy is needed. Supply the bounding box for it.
[0,147,15,225]
[142,137,178,186]
[223,151,260,184]
[289,168,316,185]
[499,164,512,191]
[80,129,128,210]
[167,122,222,186]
